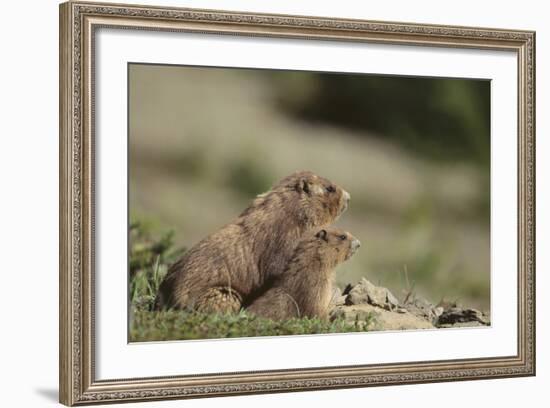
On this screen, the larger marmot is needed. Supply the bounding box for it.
[246,228,361,321]
[154,171,350,313]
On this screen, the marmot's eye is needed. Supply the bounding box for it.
[339,234,347,241]
[326,186,336,193]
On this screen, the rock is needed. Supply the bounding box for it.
[403,296,440,323]
[342,283,354,296]
[331,295,348,306]
[434,306,444,317]
[346,278,400,310]
[436,307,490,327]
[332,304,434,331]
[330,306,372,330]
[385,290,400,310]
[329,286,347,306]
[437,321,487,328]
[330,308,345,320]
[330,279,489,332]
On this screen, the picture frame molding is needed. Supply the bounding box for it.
[59,1,536,405]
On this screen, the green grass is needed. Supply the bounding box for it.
[129,221,372,342]
[131,309,371,341]
[129,220,185,311]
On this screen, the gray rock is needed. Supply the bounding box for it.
[330,307,346,321]
[403,296,439,323]
[385,290,401,310]
[346,278,401,310]
[332,304,434,331]
[330,295,348,307]
[437,321,487,328]
[329,306,371,329]
[436,307,490,327]
[342,283,354,296]
[329,279,490,332]
[329,286,347,306]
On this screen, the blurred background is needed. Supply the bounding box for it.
[129,64,490,312]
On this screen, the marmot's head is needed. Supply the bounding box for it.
[314,228,361,267]
[274,171,350,228]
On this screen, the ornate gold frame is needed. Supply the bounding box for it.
[59,1,536,405]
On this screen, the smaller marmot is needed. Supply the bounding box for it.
[246,228,360,321]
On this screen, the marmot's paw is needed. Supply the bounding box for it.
[195,287,242,314]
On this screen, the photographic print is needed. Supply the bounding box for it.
[60,2,535,404]
[128,64,491,342]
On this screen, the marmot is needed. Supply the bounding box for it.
[246,228,360,321]
[154,171,350,313]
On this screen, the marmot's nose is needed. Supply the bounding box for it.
[343,190,351,203]
[341,191,351,213]
[351,239,361,250]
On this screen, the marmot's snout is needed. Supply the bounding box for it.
[340,190,351,214]
[347,237,361,260]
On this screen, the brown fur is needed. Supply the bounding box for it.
[246,228,360,321]
[154,171,350,313]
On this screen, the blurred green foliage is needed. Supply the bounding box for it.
[227,155,274,197]
[271,72,490,167]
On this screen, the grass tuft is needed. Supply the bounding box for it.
[129,221,185,312]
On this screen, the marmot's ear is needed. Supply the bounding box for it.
[296,178,310,194]
[316,229,328,241]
